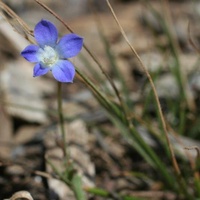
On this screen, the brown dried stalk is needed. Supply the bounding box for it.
[105,0,181,175]
[0,2,34,43]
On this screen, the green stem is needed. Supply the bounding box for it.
[57,82,67,158]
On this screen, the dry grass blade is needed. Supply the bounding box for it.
[105,1,195,198]
[105,0,181,175]
[4,191,34,200]
[0,2,34,43]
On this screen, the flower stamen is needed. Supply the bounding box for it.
[39,45,58,67]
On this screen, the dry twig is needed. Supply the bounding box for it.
[4,191,34,200]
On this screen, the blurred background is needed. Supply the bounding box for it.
[1,0,200,200]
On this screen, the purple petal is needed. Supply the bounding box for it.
[34,19,58,48]
[56,34,83,58]
[21,45,39,62]
[33,63,50,77]
[51,60,75,82]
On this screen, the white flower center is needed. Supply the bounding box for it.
[39,46,58,67]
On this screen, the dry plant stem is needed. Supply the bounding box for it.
[105,0,180,176]
[90,1,129,120]
[75,68,113,111]
[57,82,67,158]
[0,2,34,42]
[106,2,194,198]
[34,0,128,121]
[162,0,196,178]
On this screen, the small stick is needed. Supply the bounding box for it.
[5,191,34,200]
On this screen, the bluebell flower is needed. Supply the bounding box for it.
[21,19,83,83]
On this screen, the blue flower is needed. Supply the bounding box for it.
[21,19,83,83]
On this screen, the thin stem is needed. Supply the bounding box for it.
[57,82,67,158]
[105,0,179,175]
[105,0,192,198]
[0,2,34,42]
